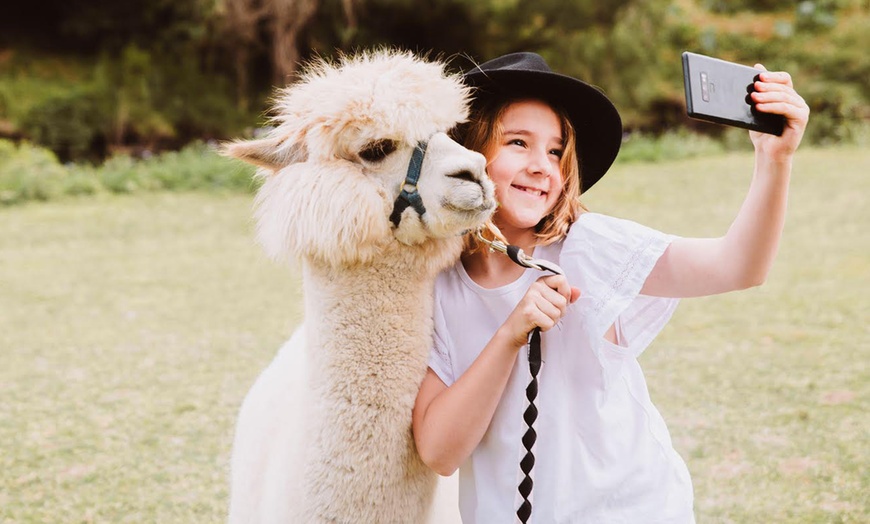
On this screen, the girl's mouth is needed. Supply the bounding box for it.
[512,184,546,197]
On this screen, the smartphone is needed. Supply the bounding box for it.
[681,51,784,136]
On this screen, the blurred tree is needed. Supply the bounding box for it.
[20,89,109,163]
[345,0,483,64]
[271,0,321,84]
[457,0,633,59]
[217,0,271,111]
[101,45,176,147]
[216,0,362,105]
[1,0,217,52]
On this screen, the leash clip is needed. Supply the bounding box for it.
[475,228,564,275]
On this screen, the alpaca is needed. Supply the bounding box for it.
[225,50,495,523]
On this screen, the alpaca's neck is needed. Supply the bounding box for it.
[300,241,457,398]
[303,258,435,380]
[296,240,460,520]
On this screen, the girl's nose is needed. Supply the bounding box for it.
[527,149,553,177]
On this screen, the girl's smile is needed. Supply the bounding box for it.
[510,184,547,198]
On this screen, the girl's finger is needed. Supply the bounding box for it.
[755,70,793,87]
[569,286,581,303]
[754,101,809,119]
[532,299,560,331]
[750,89,806,108]
[540,275,572,302]
[752,81,795,94]
[537,286,568,314]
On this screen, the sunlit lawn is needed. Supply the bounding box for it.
[1,146,867,523]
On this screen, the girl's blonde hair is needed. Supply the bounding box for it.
[456,95,586,252]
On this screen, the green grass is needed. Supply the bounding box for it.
[1,147,868,523]
[0,193,303,523]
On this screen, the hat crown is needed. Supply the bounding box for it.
[475,52,553,75]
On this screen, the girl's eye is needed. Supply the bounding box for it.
[508,138,526,147]
[359,139,397,162]
[549,149,564,158]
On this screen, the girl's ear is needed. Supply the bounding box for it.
[221,135,308,172]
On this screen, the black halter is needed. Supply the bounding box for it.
[389,141,428,227]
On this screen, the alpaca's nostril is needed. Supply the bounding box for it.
[447,170,478,184]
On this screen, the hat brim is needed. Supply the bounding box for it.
[463,69,622,193]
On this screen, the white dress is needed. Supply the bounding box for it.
[428,213,695,524]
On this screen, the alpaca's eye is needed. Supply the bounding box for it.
[359,139,397,162]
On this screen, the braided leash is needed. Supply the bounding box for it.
[475,229,565,523]
[517,327,543,523]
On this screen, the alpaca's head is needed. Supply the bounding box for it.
[224,50,495,267]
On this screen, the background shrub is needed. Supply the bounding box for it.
[0,139,257,205]
[0,140,68,204]
[19,88,110,163]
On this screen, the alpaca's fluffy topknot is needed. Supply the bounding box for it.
[270,50,471,156]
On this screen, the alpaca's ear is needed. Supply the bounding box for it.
[221,136,308,172]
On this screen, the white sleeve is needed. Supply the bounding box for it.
[427,294,456,386]
[561,213,679,358]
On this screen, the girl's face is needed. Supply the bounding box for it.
[486,99,565,237]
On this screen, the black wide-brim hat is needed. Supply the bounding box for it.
[463,52,623,193]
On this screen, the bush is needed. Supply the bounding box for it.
[62,166,105,197]
[0,140,68,204]
[0,139,257,205]
[3,48,256,163]
[96,142,258,194]
[143,143,259,192]
[618,130,728,163]
[19,88,110,162]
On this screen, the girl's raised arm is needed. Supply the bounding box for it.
[641,67,810,299]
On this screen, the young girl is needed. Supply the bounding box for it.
[412,53,809,523]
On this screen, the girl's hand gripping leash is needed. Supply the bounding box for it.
[475,229,564,523]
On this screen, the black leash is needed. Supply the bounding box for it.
[475,230,564,523]
[517,325,543,523]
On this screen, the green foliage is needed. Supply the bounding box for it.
[0,140,68,204]
[93,45,176,145]
[96,143,258,194]
[91,43,251,145]
[698,2,870,146]
[347,0,486,60]
[146,50,253,139]
[547,0,696,131]
[701,0,794,13]
[19,88,111,163]
[2,0,869,156]
[799,82,869,145]
[617,130,729,164]
[1,0,221,52]
[0,52,95,124]
[1,46,255,162]
[0,139,257,205]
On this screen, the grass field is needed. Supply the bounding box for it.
[1,146,867,523]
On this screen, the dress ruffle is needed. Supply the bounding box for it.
[559,213,679,386]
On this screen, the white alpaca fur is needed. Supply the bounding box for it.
[225,50,495,523]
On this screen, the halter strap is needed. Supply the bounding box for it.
[389,141,428,227]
